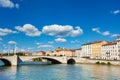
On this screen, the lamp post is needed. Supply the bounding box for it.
[8,41,17,56]
[13,44,16,55]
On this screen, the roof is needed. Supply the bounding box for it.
[76,48,82,50]
[82,40,107,45]
[102,42,117,46]
[34,51,46,54]
[92,41,104,44]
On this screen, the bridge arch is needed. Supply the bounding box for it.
[67,58,76,64]
[42,57,62,64]
[0,58,11,66]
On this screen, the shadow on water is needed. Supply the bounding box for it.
[19,61,52,66]
[0,61,5,66]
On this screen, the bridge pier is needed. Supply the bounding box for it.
[0,55,21,66]
[10,55,19,66]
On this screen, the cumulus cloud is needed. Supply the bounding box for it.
[92,28,110,36]
[111,10,120,14]
[55,38,67,43]
[42,24,83,37]
[38,45,53,48]
[0,0,19,8]
[102,31,110,36]
[71,27,83,36]
[15,24,41,37]
[8,41,16,44]
[0,28,17,36]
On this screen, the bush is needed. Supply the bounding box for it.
[96,61,100,64]
[32,58,42,62]
[60,55,63,57]
[47,54,50,56]
[107,62,111,65]
[101,62,106,65]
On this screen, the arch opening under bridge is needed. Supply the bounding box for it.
[0,58,12,66]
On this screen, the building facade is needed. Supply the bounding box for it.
[81,43,92,58]
[33,51,46,56]
[101,37,120,60]
[75,48,82,58]
[46,48,75,57]
[91,41,108,59]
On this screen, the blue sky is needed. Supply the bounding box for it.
[0,0,120,52]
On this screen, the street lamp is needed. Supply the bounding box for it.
[8,41,17,56]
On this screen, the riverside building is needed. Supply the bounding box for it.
[101,37,120,60]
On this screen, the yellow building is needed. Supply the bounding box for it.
[46,48,75,57]
[91,41,108,59]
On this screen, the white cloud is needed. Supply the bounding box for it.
[8,41,16,44]
[71,27,83,37]
[112,10,120,14]
[15,3,19,9]
[102,31,110,36]
[71,40,80,43]
[0,0,19,8]
[92,28,101,33]
[92,28,110,36]
[42,24,83,37]
[48,41,54,44]
[38,45,53,48]
[0,28,17,36]
[35,42,42,45]
[55,38,67,43]
[111,34,120,37]
[15,24,42,37]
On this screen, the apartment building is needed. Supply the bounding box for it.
[91,41,108,59]
[75,48,82,58]
[81,43,92,58]
[46,48,75,57]
[101,37,120,60]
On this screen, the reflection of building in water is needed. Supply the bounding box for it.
[3,66,17,80]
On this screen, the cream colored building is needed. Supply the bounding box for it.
[81,41,108,59]
[46,48,75,57]
[75,48,82,58]
[91,41,108,59]
[81,43,92,58]
[33,51,46,56]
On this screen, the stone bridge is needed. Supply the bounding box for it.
[0,55,81,66]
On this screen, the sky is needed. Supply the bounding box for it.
[0,0,120,53]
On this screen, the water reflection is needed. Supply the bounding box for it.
[0,66,17,80]
[0,62,120,80]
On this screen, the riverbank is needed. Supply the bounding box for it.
[76,58,120,66]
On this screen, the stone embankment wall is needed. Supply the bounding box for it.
[76,58,120,65]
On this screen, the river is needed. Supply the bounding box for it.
[0,61,120,80]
